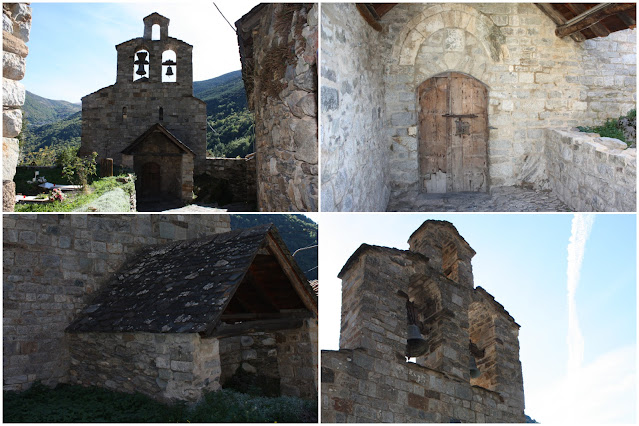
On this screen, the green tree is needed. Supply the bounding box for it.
[57,147,97,189]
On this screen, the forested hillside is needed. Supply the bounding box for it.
[21,70,254,164]
[230,215,318,282]
[23,91,81,126]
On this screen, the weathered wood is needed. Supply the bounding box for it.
[534,3,586,41]
[617,11,636,27]
[565,3,610,37]
[266,235,318,316]
[211,318,306,337]
[356,4,382,31]
[555,3,636,38]
[418,73,488,193]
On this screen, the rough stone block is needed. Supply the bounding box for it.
[2,78,25,107]
[3,137,19,180]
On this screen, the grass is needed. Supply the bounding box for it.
[14,175,135,213]
[577,109,636,146]
[3,383,318,423]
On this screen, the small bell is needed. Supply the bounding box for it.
[406,324,429,358]
[136,64,147,76]
[469,356,481,378]
[165,66,174,76]
[134,51,149,76]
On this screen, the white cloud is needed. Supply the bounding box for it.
[527,345,636,424]
[566,214,594,375]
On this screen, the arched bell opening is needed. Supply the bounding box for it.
[133,49,150,81]
[162,50,177,83]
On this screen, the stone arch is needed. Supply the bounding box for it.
[392,3,505,67]
[162,50,177,83]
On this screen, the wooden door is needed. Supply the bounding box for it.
[141,162,161,195]
[418,72,488,193]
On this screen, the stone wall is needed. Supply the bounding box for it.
[198,157,257,205]
[218,318,318,399]
[322,348,521,423]
[320,3,636,210]
[237,4,318,212]
[68,332,221,402]
[322,221,524,422]
[3,214,231,392]
[544,128,636,211]
[2,3,31,211]
[320,3,390,212]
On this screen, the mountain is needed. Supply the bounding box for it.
[23,91,81,126]
[230,215,318,282]
[21,70,253,164]
[193,70,248,119]
[20,111,81,166]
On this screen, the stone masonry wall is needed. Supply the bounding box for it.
[544,128,636,211]
[320,3,636,209]
[322,348,522,423]
[218,318,317,399]
[2,3,31,211]
[3,214,230,392]
[321,3,390,211]
[238,4,318,212]
[67,332,221,402]
[199,157,257,205]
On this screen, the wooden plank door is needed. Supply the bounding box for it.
[418,72,488,193]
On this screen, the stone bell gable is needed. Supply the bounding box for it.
[322,220,525,423]
[66,224,318,402]
[80,12,206,197]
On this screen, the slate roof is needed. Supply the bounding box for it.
[121,123,195,155]
[67,224,315,334]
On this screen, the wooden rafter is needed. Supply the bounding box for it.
[555,3,636,38]
[565,3,611,37]
[535,3,586,41]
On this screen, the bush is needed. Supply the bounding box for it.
[3,383,317,423]
[57,147,98,187]
[577,109,636,146]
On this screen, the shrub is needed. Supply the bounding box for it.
[57,147,98,188]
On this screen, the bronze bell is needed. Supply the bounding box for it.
[469,356,481,378]
[165,66,174,76]
[134,52,149,76]
[406,324,429,358]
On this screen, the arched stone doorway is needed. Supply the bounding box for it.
[141,162,161,196]
[418,72,488,193]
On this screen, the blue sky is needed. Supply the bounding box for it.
[319,213,636,423]
[22,1,259,103]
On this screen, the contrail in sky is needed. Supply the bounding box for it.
[566,213,595,375]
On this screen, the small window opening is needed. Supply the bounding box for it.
[122,106,127,120]
[162,50,177,83]
[151,24,160,41]
[159,107,164,121]
[133,49,149,81]
[442,241,459,282]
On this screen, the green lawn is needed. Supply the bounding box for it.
[3,383,318,423]
[14,175,135,213]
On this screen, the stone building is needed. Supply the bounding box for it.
[3,215,318,403]
[80,13,207,204]
[2,2,31,211]
[322,220,525,422]
[236,3,319,212]
[321,3,636,212]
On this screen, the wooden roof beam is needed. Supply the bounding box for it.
[555,3,636,38]
[356,4,382,32]
[617,11,636,27]
[535,3,585,42]
[565,3,611,38]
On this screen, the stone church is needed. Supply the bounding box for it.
[322,220,525,422]
[80,13,206,203]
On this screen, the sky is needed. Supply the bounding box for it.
[319,213,636,424]
[21,0,260,103]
